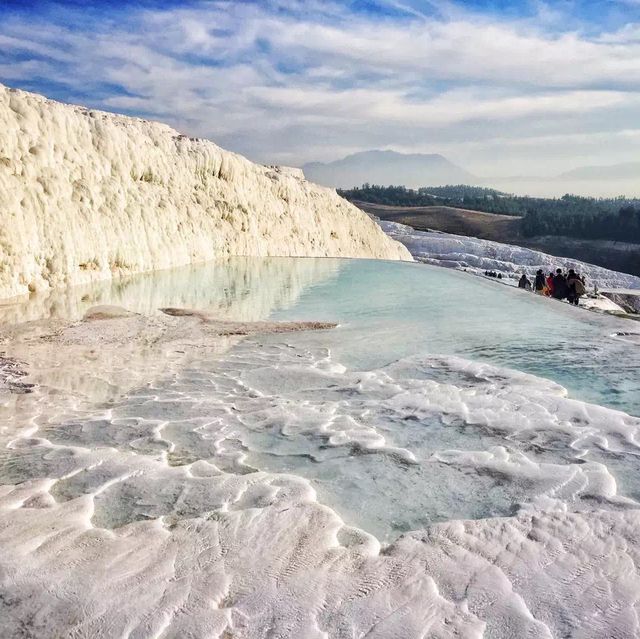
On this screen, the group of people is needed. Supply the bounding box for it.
[483,270,503,280]
[518,268,587,305]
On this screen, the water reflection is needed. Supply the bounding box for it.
[3,256,638,415]
[0,257,343,410]
[0,257,343,325]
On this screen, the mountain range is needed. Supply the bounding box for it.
[302,151,640,197]
[303,150,474,190]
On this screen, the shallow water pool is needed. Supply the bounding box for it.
[3,256,640,637]
[267,258,640,416]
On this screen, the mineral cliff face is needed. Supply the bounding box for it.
[0,85,410,300]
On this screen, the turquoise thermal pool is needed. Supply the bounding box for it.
[2,256,640,638]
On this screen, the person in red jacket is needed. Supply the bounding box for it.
[545,272,554,297]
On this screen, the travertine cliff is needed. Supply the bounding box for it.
[0,85,410,300]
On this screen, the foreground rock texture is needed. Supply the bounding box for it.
[0,84,410,300]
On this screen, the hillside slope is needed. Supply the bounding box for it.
[356,201,640,277]
[0,85,410,300]
[558,162,640,181]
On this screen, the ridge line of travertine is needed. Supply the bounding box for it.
[0,84,411,300]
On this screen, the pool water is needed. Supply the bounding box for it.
[267,258,640,416]
[3,256,640,637]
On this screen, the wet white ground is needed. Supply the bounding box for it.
[2,257,640,638]
[379,219,640,292]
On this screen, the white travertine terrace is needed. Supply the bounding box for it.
[0,84,410,300]
[380,220,640,291]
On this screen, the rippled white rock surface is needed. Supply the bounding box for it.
[2,257,640,638]
[0,84,409,301]
[380,219,640,291]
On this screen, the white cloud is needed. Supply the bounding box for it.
[0,0,639,180]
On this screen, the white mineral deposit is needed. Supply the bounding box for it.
[0,84,410,301]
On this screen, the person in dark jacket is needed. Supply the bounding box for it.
[566,269,586,305]
[534,269,546,294]
[518,273,532,290]
[566,269,577,304]
[552,268,568,300]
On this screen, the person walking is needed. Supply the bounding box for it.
[566,269,577,304]
[545,272,554,297]
[534,269,546,295]
[552,269,568,300]
[566,269,586,305]
[518,273,532,290]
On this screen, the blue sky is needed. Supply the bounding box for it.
[1,0,639,179]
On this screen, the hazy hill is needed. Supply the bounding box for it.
[303,150,475,189]
[558,162,640,181]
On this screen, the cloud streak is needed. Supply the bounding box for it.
[0,0,639,178]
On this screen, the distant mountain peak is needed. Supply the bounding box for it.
[302,149,474,189]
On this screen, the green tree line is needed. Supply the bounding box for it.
[521,204,640,242]
[338,185,640,244]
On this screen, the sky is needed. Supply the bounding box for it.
[1,0,639,181]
